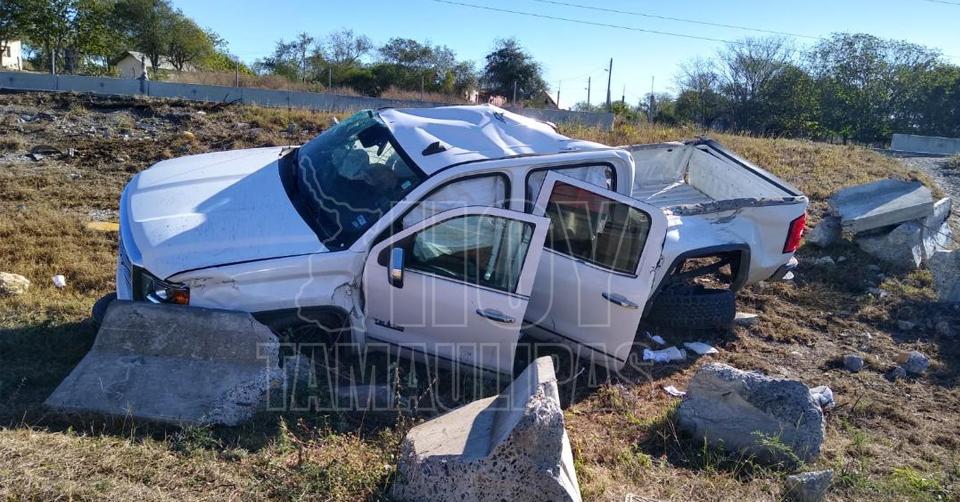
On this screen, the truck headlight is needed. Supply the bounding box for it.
[135,268,190,305]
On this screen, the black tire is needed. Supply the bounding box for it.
[647,285,736,330]
[91,292,117,328]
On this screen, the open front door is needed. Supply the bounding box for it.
[362,207,549,375]
[525,171,668,370]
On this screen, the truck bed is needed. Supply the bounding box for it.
[624,140,801,212]
[631,181,713,208]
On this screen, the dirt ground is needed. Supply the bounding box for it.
[1,91,958,501]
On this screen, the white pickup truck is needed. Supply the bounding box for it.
[113,105,807,375]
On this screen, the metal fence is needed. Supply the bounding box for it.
[0,71,615,130]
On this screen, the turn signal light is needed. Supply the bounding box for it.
[783,213,807,253]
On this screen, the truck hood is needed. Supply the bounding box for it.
[122,147,325,279]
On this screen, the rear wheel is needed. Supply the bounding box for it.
[647,285,736,330]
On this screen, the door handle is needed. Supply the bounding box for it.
[476,308,515,324]
[603,292,639,309]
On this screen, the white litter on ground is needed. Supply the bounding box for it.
[643,346,685,363]
[810,385,835,410]
[663,385,686,397]
[683,342,719,355]
[646,332,666,345]
[52,274,66,289]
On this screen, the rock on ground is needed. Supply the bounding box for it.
[784,470,833,502]
[391,357,581,502]
[843,354,865,372]
[896,351,930,375]
[806,216,842,248]
[0,272,30,296]
[677,363,825,465]
[928,250,960,302]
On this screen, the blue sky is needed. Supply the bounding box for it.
[171,0,960,108]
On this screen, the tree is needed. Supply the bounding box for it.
[114,0,177,72]
[18,0,77,74]
[675,57,725,128]
[481,38,547,102]
[166,14,215,71]
[716,37,794,132]
[320,28,371,68]
[0,1,25,58]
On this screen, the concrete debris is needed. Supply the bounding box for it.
[828,179,934,234]
[886,366,908,382]
[643,346,685,363]
[809,385,835,411]
[645,332,666,346]
[843,354,865,373]
[921,197,953,260]
[677,363,825,465]
[856,222,924,269]
[683,342,719,355]
[391,357,581,502]
[784,469,833,502]
[45,301,284,426]
[896,351,930,375]
[734,312,760,327]
[0,272,30,296]
[928,250,960,303]
[806,216,842,248]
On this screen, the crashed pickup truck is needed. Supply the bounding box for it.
[114,105,807,375]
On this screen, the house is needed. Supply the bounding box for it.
[113,51,190,78]
[531,90,559,110]
[0,40,22,70]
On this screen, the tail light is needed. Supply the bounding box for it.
[783,213,807,253]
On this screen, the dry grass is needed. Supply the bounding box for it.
[0,92,958,500]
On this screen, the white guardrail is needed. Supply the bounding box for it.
[0,71,615,130]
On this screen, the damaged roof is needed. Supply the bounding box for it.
[378,105,604,175]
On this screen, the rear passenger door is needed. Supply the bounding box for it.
[524,172,668,370]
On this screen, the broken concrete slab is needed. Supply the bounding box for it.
[856,222,924,269]
[928,250,960,302]
[677,363,825,465]
[829,179,934,234]
[921,197,953,261]
[0,272,30,296]
[806,216,841,248]
[784,469,833,502]
[45,301,282,426]
[391,356,581,502]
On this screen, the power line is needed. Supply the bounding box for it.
[530,0,819,40]
[428,0,741,45]
[918,0,960,5]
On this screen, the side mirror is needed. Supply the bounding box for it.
[388,247,405,288]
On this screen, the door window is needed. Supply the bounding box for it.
[407,215,533,293]
[402,175,508,228]
[526,164,613,208]
[543,181,651,275]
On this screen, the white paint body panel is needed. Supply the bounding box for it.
[525,172,668,369]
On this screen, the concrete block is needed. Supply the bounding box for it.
[829,179,934,234]
[58,75,141,96]
[928,250,960,303]
[391,356,581,502]
[856,222,924,269]
[149,81,242,103]
[45,301,281,425]
[921,197,953,261]
[677,363,825,465]
[891,133,960,156]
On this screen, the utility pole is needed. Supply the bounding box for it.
[328,67,333,89]
[556,81,561,109]
[586,76,591,108]
[234,57,240,87]
[605,57,613,111]
[512,80,518,104]
[621,84,625,106]
[421,73,425,100]
[648,76,655,123]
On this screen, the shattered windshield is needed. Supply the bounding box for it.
[284,111,426,250]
